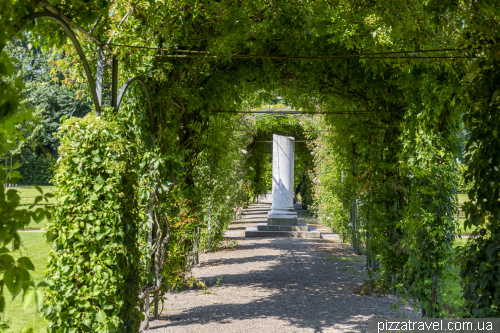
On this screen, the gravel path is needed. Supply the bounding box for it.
[147,195,417,333]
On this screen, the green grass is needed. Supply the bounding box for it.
[456,194,477,234]
[15,188,54,230]
[4,232,50,333]
[16,188,55,205]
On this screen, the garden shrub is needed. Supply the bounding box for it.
[43,113,142,332]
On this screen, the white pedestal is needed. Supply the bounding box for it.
[268,134,298,225]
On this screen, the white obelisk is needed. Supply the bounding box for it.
[268,134,298,225]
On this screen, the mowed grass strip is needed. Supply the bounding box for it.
[456,194,477,234]
[16,187,55,205]
[14,187,55,230]
[4,232,50,333]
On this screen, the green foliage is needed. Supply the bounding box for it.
[311,117,352,240]
[0,8,51,329]
[6,37,92,156]
[398,117,460,317]
[3,232,51,332]
[457,2,500,316]
[3,37,90,189]
[0,121,50,331]
[192,113,250,252]
[244,139,271,204]
[2,0,500,322]
[310,61,463,317]
[456,162,472,194]
[216,276,223,286]
[0,180,49,331]
[43,113,142,332]
[17,154,56,186]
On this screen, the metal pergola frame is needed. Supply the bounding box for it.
[9,5,156,133]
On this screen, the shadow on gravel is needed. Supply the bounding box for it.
[149,238,394,333]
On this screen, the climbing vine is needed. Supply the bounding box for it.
[457,0,500,317]
[44,113,142,332]
[1,0,499,326]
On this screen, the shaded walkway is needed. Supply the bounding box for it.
[147,195,416,333]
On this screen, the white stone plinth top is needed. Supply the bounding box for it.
[268,134,297,224]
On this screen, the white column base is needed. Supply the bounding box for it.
[268,209,298,225]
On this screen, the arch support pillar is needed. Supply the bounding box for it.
[19,11,102,115]
[116,76,155,133]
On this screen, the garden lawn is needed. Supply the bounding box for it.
[456,194,477,234]
[4,232,50,333]
[16,187,54,230]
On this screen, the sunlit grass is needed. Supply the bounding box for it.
[456,194,477,234]
[15,188,54,230]
[3,232,50,333]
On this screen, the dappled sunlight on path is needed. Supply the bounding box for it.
[146,195,417,333]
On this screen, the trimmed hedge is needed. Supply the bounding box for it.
[17,154,56,186]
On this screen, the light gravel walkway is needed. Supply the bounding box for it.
[147,195,417,333]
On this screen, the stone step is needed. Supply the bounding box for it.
[256,223,308,231]
[245,226,321,238]
[268,217,298,225]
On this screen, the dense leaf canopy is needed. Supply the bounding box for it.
[1,0,500,329]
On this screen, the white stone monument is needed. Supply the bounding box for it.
[244,134,319,238]
[268,134,298,225]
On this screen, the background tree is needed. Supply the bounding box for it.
[5,36,91,185]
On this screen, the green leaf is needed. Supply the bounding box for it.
[35,289,44,311]
[23,289,35,309]
[17,257,35,271]
[486,243,499,258]
[34,185,43,195]
[0,254,15,268]
[5,267,24,298]
[21,325,34,333]
[34,195,43,205]
[37,281,49,288]
[96,309,107,323]
[59,195,69,203]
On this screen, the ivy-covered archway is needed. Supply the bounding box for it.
[1,0,500,330]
